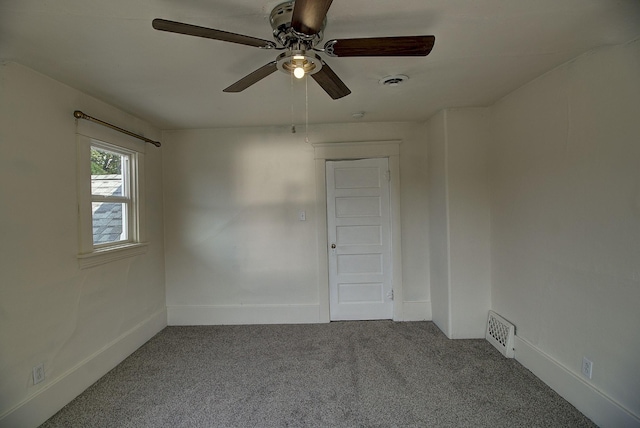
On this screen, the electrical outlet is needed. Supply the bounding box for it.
[581,357,593,379]
[298,210,306,221]
[33,363,45,385]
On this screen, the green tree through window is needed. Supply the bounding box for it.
[91,148,121,175]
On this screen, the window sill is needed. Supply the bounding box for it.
[77,242,149,269]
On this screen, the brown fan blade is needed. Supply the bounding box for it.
[223,61,278,93]
[291,0,333,35]
[325,35,435,57]
[311,62,351,100]
[152,19,276,49]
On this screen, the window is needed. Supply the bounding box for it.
[77,134,147,267]
[90,143,133,246]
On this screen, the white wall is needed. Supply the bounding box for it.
[0,62,167,427]
[489,40,640,425]
[162,122,430,325]
[426,109,492,339]
[447,109,492,338]
[427,111,450,335]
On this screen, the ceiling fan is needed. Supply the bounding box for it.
[152,0,435,100]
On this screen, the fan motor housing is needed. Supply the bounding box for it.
[270,1,325,48]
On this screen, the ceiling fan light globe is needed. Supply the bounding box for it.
[294,67,306,79]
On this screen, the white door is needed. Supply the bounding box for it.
[326,158,393,320]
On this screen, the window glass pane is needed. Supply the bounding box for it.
[92,202,128,244]
[91,147,124,196]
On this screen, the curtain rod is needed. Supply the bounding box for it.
[73,110,161,148]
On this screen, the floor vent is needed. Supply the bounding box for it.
[486,311,515,358]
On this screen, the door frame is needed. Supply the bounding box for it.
[312,140,403,322]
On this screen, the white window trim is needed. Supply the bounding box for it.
[90,140,134,247]
[77,242,148,268]
[77,132,148,268]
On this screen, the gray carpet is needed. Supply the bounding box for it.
[40,321,595,427]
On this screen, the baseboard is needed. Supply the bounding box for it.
[167,304,321,325]
[401,300,432,321]
[514,335,640,428]
[0,308,167,428]
[167,303,431,325]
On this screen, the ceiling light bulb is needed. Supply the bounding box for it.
[293,66,305,79]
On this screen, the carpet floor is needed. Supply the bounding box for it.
[40,321,595,427]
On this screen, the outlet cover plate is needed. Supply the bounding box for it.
[581,357,593,379]
[33,363,45,385]
[33,363,44,385]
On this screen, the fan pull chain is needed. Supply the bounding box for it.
[305,75,309,144]
[290,70,296,134]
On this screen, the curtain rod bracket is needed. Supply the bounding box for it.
[73,110,161,148]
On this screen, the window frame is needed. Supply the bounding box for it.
[77,132,147,268]
[90,141,134,248]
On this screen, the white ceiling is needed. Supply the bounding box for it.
[1,0,639,130]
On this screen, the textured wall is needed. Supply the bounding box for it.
[0,62,167,425]
[426,109,492,339]
[426,111,451,335]
[445,108,491,338]
[162,122,430,324]
[489,40,640,420]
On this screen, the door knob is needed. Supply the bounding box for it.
[331,243,336,248]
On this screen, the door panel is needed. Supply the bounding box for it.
[336,225,382,245]
[335,196,381,217]
[338,283,384,303]
[334,167,381,188]
[337,254,383,274]
[327,158,393,320]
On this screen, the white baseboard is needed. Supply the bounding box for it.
[400,300,432,321]
[0,308,167,428]
[168,302,431,325]
[514,335,640,428]
[167,304,321,325]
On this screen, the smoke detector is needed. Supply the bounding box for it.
[379,74,409,87]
